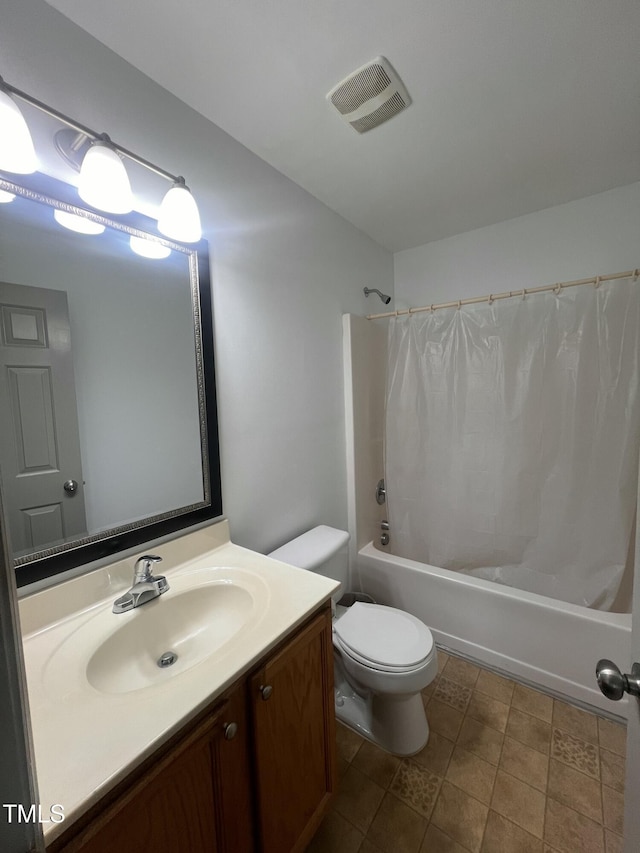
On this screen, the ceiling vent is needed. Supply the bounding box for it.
[327,57,411,133]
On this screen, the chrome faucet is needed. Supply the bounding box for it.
[112,554,169,614]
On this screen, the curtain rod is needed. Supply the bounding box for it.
[366,268,640,320]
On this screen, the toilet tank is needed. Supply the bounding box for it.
[268,525,350,590]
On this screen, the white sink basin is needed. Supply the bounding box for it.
[87,582,254,694]
[42,567,268,697]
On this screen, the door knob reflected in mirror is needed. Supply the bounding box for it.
[596,659,640,701]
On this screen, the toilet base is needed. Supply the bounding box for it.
[334,671,430,757]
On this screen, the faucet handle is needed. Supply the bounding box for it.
[134,553,163,582]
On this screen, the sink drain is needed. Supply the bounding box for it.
[157,651,178,668]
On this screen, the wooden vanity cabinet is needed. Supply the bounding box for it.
[50,604,335,853]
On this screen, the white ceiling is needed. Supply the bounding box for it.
[44,0,640,252]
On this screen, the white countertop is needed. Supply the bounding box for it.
[19,520,338,844]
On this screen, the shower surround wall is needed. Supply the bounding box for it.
[343,314,388,566]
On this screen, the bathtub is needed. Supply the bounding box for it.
[354,541,631,720]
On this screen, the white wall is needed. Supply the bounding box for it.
[394,182,640,307]
[0,0,393,556]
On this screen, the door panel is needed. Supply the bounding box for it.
[21,503,64,550]
[1,303,47,346]
[8,366,58,471]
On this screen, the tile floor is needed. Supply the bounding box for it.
[307,650,626,853]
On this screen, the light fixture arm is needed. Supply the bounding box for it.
[0,75,179,185]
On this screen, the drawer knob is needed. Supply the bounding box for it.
[223,722,238,740]
[260,684,273,700]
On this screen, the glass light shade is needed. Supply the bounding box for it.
[0,89,37,173]
[0,189,16,203]
[157,182,201,243]
[78,141,133,214]
[129,235,171,259]
[54,209,105,235]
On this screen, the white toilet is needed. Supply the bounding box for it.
[269,525,438,756]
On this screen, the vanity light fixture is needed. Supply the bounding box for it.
[0,74,202,242]
[78,136,133,215]
[129,235,171,259]
[158,177,201,243]
[53,208,106,235]
[0,83,38,174]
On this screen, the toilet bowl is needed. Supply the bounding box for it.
[332,600,437,755]
[268,526,438,756]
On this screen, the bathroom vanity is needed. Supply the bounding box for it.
[19,520,339,852]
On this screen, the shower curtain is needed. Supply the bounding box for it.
[385,277,640,609]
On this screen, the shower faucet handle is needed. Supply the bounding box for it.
[380,518,390,546]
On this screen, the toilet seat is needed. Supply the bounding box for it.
[333,602,434,673]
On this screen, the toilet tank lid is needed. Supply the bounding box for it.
[268,525,350,570]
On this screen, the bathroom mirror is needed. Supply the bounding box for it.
[0,171,222,587]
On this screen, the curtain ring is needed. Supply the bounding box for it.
[594,276,600,288]
[554,283,562,296]
[633,269,639,281]
[457,299,462,310]
[521,289,526,300]
[430,304,435,313]
[488,293,494,305]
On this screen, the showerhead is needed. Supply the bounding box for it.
[364,287,391,305]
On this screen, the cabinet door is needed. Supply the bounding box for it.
[251,608,336,853]
[54,682,254,853]
[56,724,219,853]
[210,680,255,853]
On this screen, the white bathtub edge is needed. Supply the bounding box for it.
[355,542,630,721]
